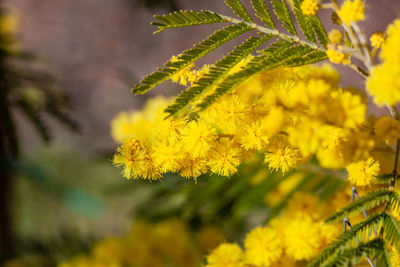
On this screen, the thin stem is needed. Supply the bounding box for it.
[217,14,325,51]
[348,62,369,77]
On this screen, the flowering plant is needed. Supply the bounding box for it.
[110,0,400,266]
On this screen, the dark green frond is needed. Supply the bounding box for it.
[132,24,250,94]
[250,0,275,28]
[376,247,393,267]
[271,0,296,35]
[308,15,329,47]
[323,238,384,267]
[375,173,395,184]
[389,191,400,214]
[164,35,271,116]
[152,10,226,33]
[17,100,51,143]
[308,213,384,267]
[383,214,400,245]
[284,49,326,66]
[291,0,316,43]
[225,0,255,22]
[196,43,326,110]
[325,190,390,223]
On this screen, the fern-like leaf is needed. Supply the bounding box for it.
[322,238,384,267]
[375,173,395,184]
[164,35,271,116]
[390,190,400,214]
[132,24,250,94]
[271,0,297,35]
[17,100,51,143]
[383,214,400,245]
[250,0,275,28]
[376,247,393,267]
[197,43,325,109]
[325,189,390,223]
[152,10,226,33]
[308,15,329,47]
[291,0,316,43]
[225,0,255,22]
[308,213,384,267]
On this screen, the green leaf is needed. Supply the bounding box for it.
[225,0,255,22]
[250,0,275,28]
[383,214,400,245]
[132,24,250,95]
[164,35,271,116]
[308,213,384,267]
[375,173,395,184]
[152,10,226,33]
[325,190,390,223]
[196,43,325,110]
[376,247,393,267]
[323,238,384,267]
[271,0,297,35]
[308,15,329,47]
[291,0,316,43]
[284,49,327,66]
[389,190,400,214]
[17,100,51,143]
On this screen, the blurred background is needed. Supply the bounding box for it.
[0,0,399,266]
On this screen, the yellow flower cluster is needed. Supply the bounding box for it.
[370,31,386,48]
[300,0,319,16]
[59,219,224,267]
[205,192,340,266]
[337,0,365,26]
[112,62,398,183]
[367,20,400,106]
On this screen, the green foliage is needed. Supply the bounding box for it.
[383,214,400,245]
[165,35,271,116]
[308,213,385,267]
[325,189,390,223]
[225,0,254,22]
[132,0,329,116]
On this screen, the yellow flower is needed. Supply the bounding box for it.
[152,139,183,172]
[170,56,195,86]
[180,120,217,157]
[300,0,319,16]
[380,19,400,64]
[179,154,208,178]
[346,157,380,186]
[208,138,242,176]
[113,138,146,179]
[328,29,343,44]
[392,246,400,267]
[264,136,302,173]
[374,116,400,144]
[206,243,244,267]
[338,0,365,26]
[367,63,400,106]
[244,226,283,266]
[330,90,366,129]
[240,121,269,150]
[327,48,350,64]
[283,214,321,260]
[370,31,386,48]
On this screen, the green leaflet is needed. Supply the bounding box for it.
[132,24,250,95]
[291,0,316,43]
[308,213,385,267]
[271,0,297,35]
[308,15,329,47]
[152,10,226,33]
[196,43,324,110]
[250,0,275,28]
[324,189,390,223]
[225,0,254,22]
[164,35,272,117]
[383,214,400,245]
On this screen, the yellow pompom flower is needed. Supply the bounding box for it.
[170,56,195,86]
[283,214,321,260]
[392,246,400,267]
[338,0,365,26]
[330,90,366,129]
[370,31,386,48]
[300,0,319,16]
[240,121,269,150]
[113,138,146,179]
[264,137,302,173]
[374,116,400,144]
[244,226,283,266]
[152,139,183,172]
[346,157,380,186]
[328,29,343,44]
[367,63,400,106]
[180,120,217,157]
[208,138,242,176]
[380,19,400,64]
[206,243,244,267]
[327,48,350,64]
[179,154,208,178]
